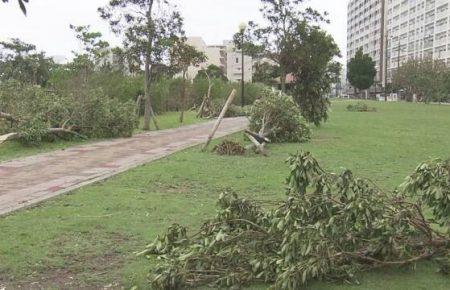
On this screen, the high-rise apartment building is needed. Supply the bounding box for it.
[346,0,450,94]
[347,0,386,88]
[386,0,450,82]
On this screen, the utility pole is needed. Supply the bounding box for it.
[384,33,389,102]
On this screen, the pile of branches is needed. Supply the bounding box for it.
[0,81,137,145]
[346,102,377,112]
[139,152,450,289]
[213,140,246,156]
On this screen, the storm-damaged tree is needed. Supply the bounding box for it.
[69,25,110,83]
[249,0,328,92]
[289,22,341,126]
[170,41,206,124]
[99,0,185,131]
[1,0,29,15]
[0,38,54,86]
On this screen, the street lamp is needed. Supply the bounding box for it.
[239,22,247,107]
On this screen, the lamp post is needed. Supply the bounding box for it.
[239,22,247,107]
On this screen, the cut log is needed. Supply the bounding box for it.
[202,89,237,152]
[0,128,87,145]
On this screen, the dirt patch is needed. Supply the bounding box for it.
[2,232,133,289]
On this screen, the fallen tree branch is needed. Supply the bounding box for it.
[0,128,87,145]
[0,132,20,144]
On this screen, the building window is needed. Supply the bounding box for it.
[235,57,239,64]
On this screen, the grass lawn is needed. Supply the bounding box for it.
[0,111,202,162]
[0,101,449,289]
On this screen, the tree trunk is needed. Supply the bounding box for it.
[280,65,287,93]
[179,71,186,124]
[142,0,159,131]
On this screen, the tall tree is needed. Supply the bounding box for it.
[99,0,185,131]
[0,38,54,86]
[1,0,28,15]
[250,0,327,92]
[170,41,206,124]
[347,48,376,98]
[290,22,341,126]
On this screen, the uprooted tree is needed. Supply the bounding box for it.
[139,152,450,289]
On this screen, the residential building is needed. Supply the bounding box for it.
[385,0,450,82]
[346,0,386,94]
[186,37,253,82]
[346,0,450,95]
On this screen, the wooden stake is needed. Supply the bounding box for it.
[201,89,237,152]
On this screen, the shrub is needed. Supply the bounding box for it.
[249,90,311,143]
[346,102,377,112]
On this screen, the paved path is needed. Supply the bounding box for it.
[0,117,248,216]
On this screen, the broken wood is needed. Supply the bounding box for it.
[245,131,268,156]
[197,70,213,118]
[201,89,237,152]
[0,133,20,144]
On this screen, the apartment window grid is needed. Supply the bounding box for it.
[385,0,450,81]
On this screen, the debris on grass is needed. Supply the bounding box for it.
[140,152,450,290]
[213,140,246,156]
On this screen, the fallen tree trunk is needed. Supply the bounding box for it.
[245,130,269,156]
[0,133,20,144]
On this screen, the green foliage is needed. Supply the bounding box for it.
[141,152,450,289]
[249,90,311,143]
[347,48,377,91]
[289,22,341,126]
[195,64,228,81]
[0,82,137,145]
[393,58,450,103]
[0,38,55,86]
[346,102,377,112]
[401,159,450,232]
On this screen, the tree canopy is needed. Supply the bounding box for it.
[99,0,185,131]
[347,48,377,92]
[0,38,54,86]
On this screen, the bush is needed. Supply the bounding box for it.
[249,90,311,143]
[346,102,376,112]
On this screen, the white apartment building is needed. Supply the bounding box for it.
[186,37,253,83]
[347,0,450,93]
[386,0,450,82]
[347,0,386,87]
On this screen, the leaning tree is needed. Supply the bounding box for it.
[99,0,185,131]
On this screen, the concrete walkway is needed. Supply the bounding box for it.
[0,117,248,216]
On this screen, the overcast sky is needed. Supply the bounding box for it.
[0,0,347,62]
